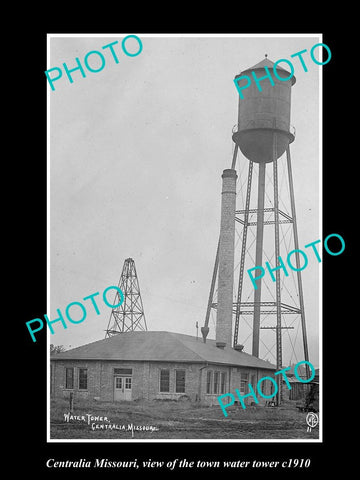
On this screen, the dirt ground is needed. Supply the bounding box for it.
[50,397,320,440]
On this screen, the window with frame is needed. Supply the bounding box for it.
[220,372,226,394]
[206,370,212,394]
[261,378,275,397]
[213,371,220,394]
[159,369,170,392]
[65,367,74,389]
[240,372,249,395]
[175,370,185,393]
[78,368,88,390]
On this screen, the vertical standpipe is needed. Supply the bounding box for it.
[216,168,237,348]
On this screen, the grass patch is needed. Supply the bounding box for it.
[50,397,319,440]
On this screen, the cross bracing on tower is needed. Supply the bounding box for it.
[202,57,311,400]
[105,258,148,337]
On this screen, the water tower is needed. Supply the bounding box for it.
[202,56,310,396]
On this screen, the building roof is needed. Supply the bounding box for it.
[51,330,276,370]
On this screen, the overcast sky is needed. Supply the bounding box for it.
[48,34,322,368]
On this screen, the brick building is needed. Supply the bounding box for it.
[50,331,276,405]
[50,169,278,407]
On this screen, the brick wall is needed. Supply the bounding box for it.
[51,359,276,405]
[51,360,203,402]
[51,360,102,400]
[146,362,200,401]
[202,366,278,407]
[201,364,231,406]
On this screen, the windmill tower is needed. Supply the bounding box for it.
[202,56,310,402]
[105,258,147,337]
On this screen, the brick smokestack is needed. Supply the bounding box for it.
[216,168,237,348]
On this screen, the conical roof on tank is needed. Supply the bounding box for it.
[235,56,296,85]
[232,55,296,163]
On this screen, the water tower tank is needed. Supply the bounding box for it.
[232,57,296,163]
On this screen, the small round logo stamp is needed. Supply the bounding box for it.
[306,412,319,432]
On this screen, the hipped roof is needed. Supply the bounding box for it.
[51,331,276,370]
[235,56,296,85]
